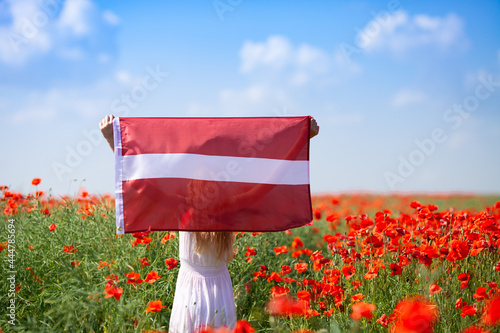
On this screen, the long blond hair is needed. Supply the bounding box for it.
[193,231,234,263]
[186,174,235,262]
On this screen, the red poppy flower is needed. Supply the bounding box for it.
[138,257,149,268]
[131,231,152,247]
[245,282,252,294]
[366,235,384,248]
[146,300,166,313]
[280,265,291,276]
[376,314,389,327]
[456,297,467,310]
[270,286,290,297]
[124,272,143,285]
[63,245,77,253]
[31,178,42,186]
[484,281,497,289]
[352,280,362,290]
[274,246,288,255]
[313,208,321,220]
[390,296,438,332]
[266,295,308,316]
[427,204,438,211]
[351,302,376,320]
[245,246,257,256]
[233,320,256,333]
[429,284,442,295]
[351,293,365,302]
[165,258,179,270]
[252,265,268,281]
[297,290,311,302]
[410,201,421,209]
[97,260,113,269]
[364,267,378,280]
[342,264,355,279]
[460,305,477,318]
[292,237,304,249]
[161,232,176,244]
[482,296,500,326]
[49,224,57,231]
[447,240,469,262]
[323,234,338,243]
[390,263,402,275]
[310,250,323,261]
[458,273,470,289]
[267,272,283,283]
[103,286,123,301]
[295,262,308,273]
[473,287,487,301]
[145,271,161,284]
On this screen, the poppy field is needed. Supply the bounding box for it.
[1,179,500,332]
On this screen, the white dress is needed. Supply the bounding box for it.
[168,232,236,332]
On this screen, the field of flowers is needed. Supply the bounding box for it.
[1,179,500,332]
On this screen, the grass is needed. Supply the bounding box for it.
[1,191,499,332]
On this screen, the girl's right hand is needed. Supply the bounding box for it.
[310,117,319,139]
[99,115,115,151]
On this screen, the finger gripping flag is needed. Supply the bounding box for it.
[113,116,312,234]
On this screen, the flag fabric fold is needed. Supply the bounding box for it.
[113,116,312,234]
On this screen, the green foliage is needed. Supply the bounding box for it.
[0,194,499,332]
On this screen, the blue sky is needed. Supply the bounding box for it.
[0,0,499,196]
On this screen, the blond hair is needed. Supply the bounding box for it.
[186,176,235,262]
[193,231,234,263]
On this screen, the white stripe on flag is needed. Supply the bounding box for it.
[122,153,309,185]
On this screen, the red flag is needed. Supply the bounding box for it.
[113,116,312,233]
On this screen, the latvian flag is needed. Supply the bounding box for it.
[113,116,312,234]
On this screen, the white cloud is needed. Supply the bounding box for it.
[238,35,360,87]
[58,47,84,60]
[58,0,94,36]
[213,35,362,116]
[98,52,111,63]
[11,89,62,123]
[10,82,117,124]
[0,0,53,65]
[240,36,292,73]
[217,84,291,116]
[115,70,132,85]
[102,10,120,25]
[360,11,467,54]
[391,89,427,107]
[290,44,331,86]
[220,84,266,104]
[0,0,119,65]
